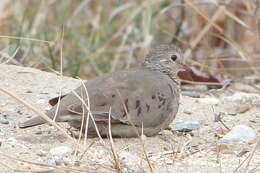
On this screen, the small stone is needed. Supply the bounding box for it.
[244,75,260,84]
[103,162,114,168]
[35,131,43,135]
[235,104,251,114]
[183,110,192,115]
[197,97,220,105]
[50,146,72,156]
[214,112,221,122]
[221,92,260,104]
[36,150,48,157]
[237,148,250,157]
[95,150,106,159]
[36,99,45,104]
[6,137,17,143]
[54,157,63,165]
[140,134,147,140]
[49,156,71,166]
[172,120,201,132]
[0,119,9,124]
[215,127,229,137]
[219,125,257,144]
[119,151,140,166]
[182,91,200,98]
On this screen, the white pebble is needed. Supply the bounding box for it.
[221,92,260,103]
[119,151,140,165]
[219,125,257,144]
[197,98,220,105]
[37,99,45,104]
[172,120,201,132]
[50,146,72,156]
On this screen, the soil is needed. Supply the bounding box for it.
[0,64,259,173]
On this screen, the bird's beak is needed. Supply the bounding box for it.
[178,63,191,73]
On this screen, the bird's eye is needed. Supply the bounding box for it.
[170,55,178,61]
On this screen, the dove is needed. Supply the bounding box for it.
[19,43,186,138]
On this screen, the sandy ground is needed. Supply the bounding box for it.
[0,64,259,173]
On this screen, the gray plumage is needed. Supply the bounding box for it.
[19,43,184,138]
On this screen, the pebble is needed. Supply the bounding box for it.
[197,97,220,105]
[172,120,201,132]
[183,110,192,115]
[244,75,260,84]
[6,137,17,143]
[50,146,72,156]
[182,91,200,98]
[140,134,147,140]
[219,125,257,144]
[0,119,9,124]
[235,104,251,114]
[221,92,260,104]
[49,155,71,166]
[119,151,140,166]
[36,99,45,104]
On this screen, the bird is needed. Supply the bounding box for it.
[19,43,186,138]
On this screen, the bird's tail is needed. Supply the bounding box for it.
[19,116,47,128]
[19,111,56,128]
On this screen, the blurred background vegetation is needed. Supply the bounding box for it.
[0,0,259,83]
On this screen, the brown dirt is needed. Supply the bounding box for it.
[0,64,259,173]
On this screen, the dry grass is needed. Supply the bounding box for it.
[0,0,259,172]
[0,0,259,79]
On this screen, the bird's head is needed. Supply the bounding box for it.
[142,43,187,77]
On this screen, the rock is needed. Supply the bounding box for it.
[235,104,251,114]
[197,97,220,105]
[50,146,72,156]
[183,110,192,115]
[49,156,71,166]
[36,99,45,104]
[244,75,260,84]
[182,91,200,98]
[140,134,147,140]
[119,151,140,166]
[221,92,260,104]
[0,119,9,124]
[51,156,63,165]
[172,120,201,132]
[219,125,257,144]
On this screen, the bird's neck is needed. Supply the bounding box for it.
[141,61,179,84]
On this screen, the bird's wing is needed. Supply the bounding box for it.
[63,70,175,127]
[48,95,66,106]
[67,103,129,124]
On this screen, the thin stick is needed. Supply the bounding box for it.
[115,89,154,172]
[0,151,86,172]
[2,47,20,64]
[180,79,224,86]
[108,107,122,172]
[244,137,260,172]
[233,152,252,173]
[115,89,140,136]
[183,0,232,60]
[78,79,91,147]
[53,89,62,122]
[71,90,104,143]
[0,87,76,144]
[72,87,86,163]
[140,136,154,173]
[0,35,53,44]
[60,26,64,76]
[0,159,35,172]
